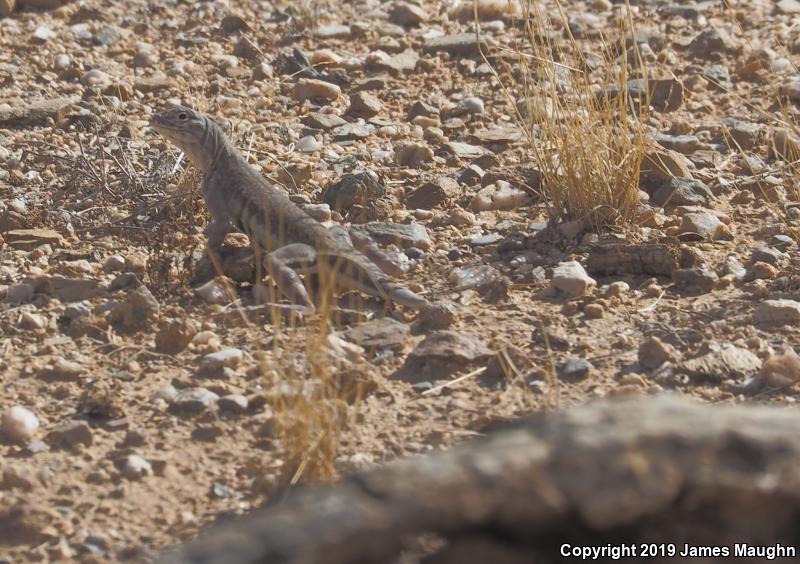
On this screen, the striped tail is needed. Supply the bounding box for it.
[318,252,429,310]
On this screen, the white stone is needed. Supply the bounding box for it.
[469,181,530,211]
[755,299,800,325]
[121,454,152,480]
[551,260,597,298]
[1,406,39,443]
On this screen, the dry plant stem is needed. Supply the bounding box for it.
[512,0,647,231]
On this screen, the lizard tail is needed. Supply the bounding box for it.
[319,252,429,310]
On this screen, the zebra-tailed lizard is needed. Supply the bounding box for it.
[150,105,429,315]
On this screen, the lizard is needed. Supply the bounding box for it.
[149,105,429,315]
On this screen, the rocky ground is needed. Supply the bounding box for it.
[1,0,800,561]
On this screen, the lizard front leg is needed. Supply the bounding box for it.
[204,218,232,252]
[262,243,318,314]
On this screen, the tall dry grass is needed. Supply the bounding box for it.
[484,0,651,232]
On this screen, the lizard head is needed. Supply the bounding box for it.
[149,105,208,147]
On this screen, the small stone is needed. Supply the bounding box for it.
[218,394,249,414]
[102,255,126,272]
[757,349,800,387]
[154,384,178,404]
[47,421,93,448]
[638,337,680,370]
[171,387,219,415]
[469,180,530,211]
[347,92,382,118]
[449,265,508,301]
[777,0,800,14]
[651,177,712,207]
[748,261,778,280]
[32,26,55,42]
[560,357,593,381]
[469,233,504,246]
[444,141,492,160]
[605,281,630,298]
[2,466,37,491]
[461,96,484,114]
[423,33,488,56]
[394,330,492,382]
[41,358,84,380]
[394,142,434,167]
[195,277,233,305]
[551,261,597,298]
[678,212,729,241]
[755,299,800,325]
[1,406,39,443]
[405,177,459,209]
[303,113,347,130]
[389,2,428,26]
[120,455,152,480]
[201,348,243,371]
[155,319,197,355]
[673,268,718,293]
[653,134,701,154]
[5,228,64,249]
[369,49,420,75]
[751,246,784,265]
[18,312,46,331]
[689,29,737,59]
[316,24,352,39]
[296,135,323,153]
[293,79,341,103]
[584,303,604,319]
[111,285,160,330]
[351,222,432,250]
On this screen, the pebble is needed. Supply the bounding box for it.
[171,387,220,414]
[351,222,432,250]
[47,421,93,448]
[460,96,485,114]
[673,268,719,293]
[638,337,679,370]
[218,394,249,414]
[120,455,152,480]
[389,2,428,26]
[469,180,530,211]
[394,142,434,167]
[296,135,323,153]
[18,312,46,330]
[315,24,352,39]
[195,277,233,305]
[551,260,597,298]
[754,299,800,325]
[198,348,243,377]
[293,79,342,103]
[584,303,604,319]
[1,406,39,443]
[111,285,160,330]
[757,349,800,387]
[560,357,593,381]
[678,212,729,241]
[651,177,712,208]
[748,261,778,281]
[348,92,382,117]
[604,281,630,298]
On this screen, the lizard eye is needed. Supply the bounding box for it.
[178,112,188,120]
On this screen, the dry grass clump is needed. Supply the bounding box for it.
[499,0,650,231]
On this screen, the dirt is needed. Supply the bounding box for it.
[1,0,800,561]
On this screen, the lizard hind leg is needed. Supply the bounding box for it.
[328,225,407,278]
[262,243,318,314]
